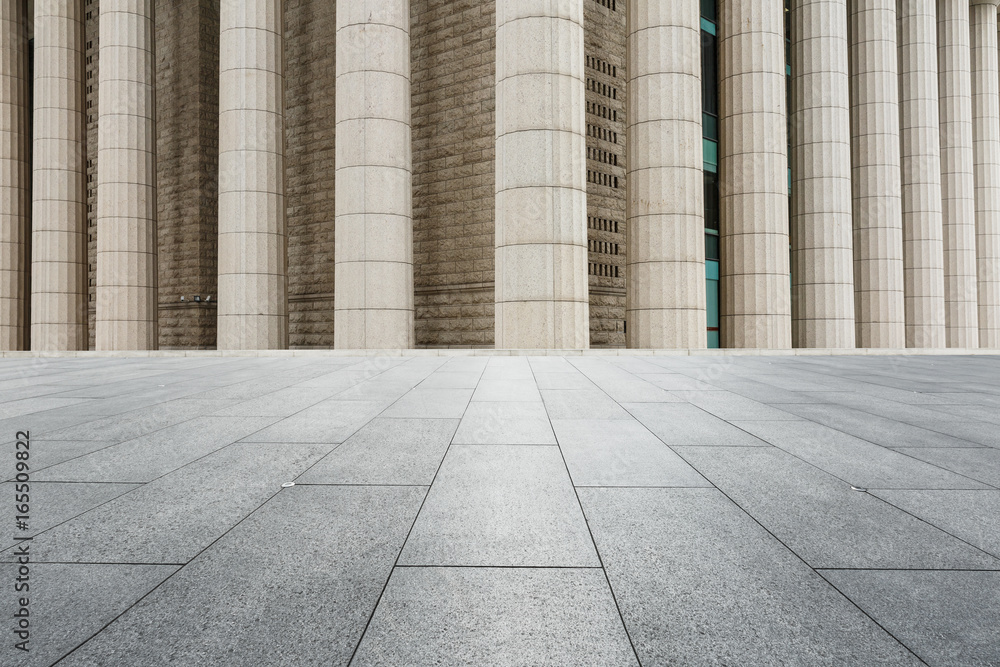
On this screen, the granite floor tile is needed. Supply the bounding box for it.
[776,403,979,448]
[872,490,1000,558]
[680,390,802,421]
[5,442,335,563]
[1,439,120,474]
[34,416,279,482]
[210,388,338,417]
[381,388,474,419]
[471,379,541,402]
[399,445,598,566]
[352,567,637,667]
[298,418,458,485]
[452,402,556,445]
[676,446,999,569]
[0,564,179,667]
[820,570,1000,667]
[895,447,1000,488]
[732,420,988,489]
[904,420,1000,448]
[56,486,424,667]
[241,399,387,443]
[624,403,770,446]
[533,371,596,390]
[540,389,630,419]
[416,371,482,389]
[552,419,710,487]
[579,488,920,666]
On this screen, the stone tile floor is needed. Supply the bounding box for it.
[0,354,998,666]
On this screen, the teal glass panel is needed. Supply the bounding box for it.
[700,17,716,35]
[702,113,718,141]
[706,259,720,349]
[703,139,718,171]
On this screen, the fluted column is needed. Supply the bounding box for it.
[96,0,157,350]
[495,0,589,349]
[625,1,706,349]
[936,0,979,346]
[790,0,857,348]
[32,0,88,350]
[897,0,947,347]
[970,0,1000,347]
[718,0,791,349]
[217,0,288,349]
[334,0,414,349]
[850,0,906,348]
[0,1,29,351]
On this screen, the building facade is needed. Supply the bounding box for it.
[2,0,1000,351]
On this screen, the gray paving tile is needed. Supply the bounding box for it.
[820,570,1000,667]
[680,390,802,421]
[776,403,979,448]
[335,380,417,402]
[352,567,637,667]
[872,490,1000,558]
[471,378,541,402]
[0,563,179,667]
[241,399,386,443]
[676,446,999,569]
[7,442,334,563]
[579,488,920,666]
[416,371,482,389]
[34,416,279,482]
[298,418,457,485]
[540,389,630,419]
[552,419,710,487]
[399,445,598,566]
[37,400,225,443]
[645,373,727,391]
[733,421,988,489]
[452,401,556,445]
[0,397,91,420]
[923,402,1000,425]
[1,481,138,549]
[896,447,1000,488]
[57,486,424,667]
[624,402,770,446]
[905,420,1000,448]
[570,359,680,402]
[533,371,595,389]
[1,439,120,474]
[210,387,337,417]
[481,358,534,380]
[527,356,579,373]
[804,392,969,423]
[381,387,474,419]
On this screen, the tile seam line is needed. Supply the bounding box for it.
[533,356,644,667]
[344,357,486,666]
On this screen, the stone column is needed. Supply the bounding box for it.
[495,0,589,349]
[897,0,947,348]
[718,0,791,349]
[936,0,979,347]
[31,0,88,351]
[625,1,706,350]
[217,0,288,349]
[96,0,157,350]
[0,1,29,351]
[790,0,857,348]
[334,0,414,349]
[850,0,907,348]
[970,0,1000,348]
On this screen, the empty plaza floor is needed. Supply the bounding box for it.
[1,353,999,666]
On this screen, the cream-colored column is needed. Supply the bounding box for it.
[718,0,791,349]
[625,1,706,349]
[790,0,856,349]
[495,0,589,349]
[970,0,1000,347]
[96,0,157,350]
[0,1,29,351]
[850,0,906,348]
[31,0,88,351]
[936,0,979,347]
[217,0,288,349]
[897,0,946,348]
[334,0,414,349]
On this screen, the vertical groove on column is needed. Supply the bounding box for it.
[625,1,706,350]
[96,0,157,350]
[494,1,589,349]
[217,0,288,350]
[849,0,906,348]
[791,0,857,348]
[970,0,1000,347]
[936,0,979,347]
[0,1,30,350]
[897,0,946,348]
[718,0,791,349]
[334,0,414,349]
[32,0,89,351]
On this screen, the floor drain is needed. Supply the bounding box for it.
[281,482,295,488]
[850,485,868,492]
